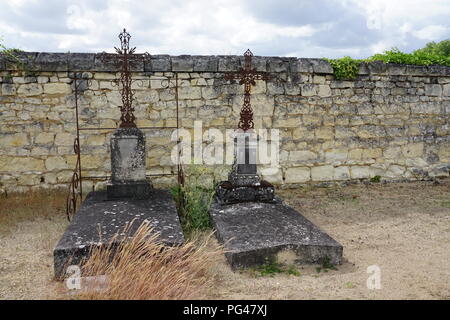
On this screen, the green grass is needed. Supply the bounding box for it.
[248,258,301,277]
[345,281,355,289]
[316,257,338,273]
[440,201,450,208]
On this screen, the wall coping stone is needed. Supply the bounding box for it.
[1,52,450,76]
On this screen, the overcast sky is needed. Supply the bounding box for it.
[1,0,449,58]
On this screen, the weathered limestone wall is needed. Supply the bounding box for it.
[0,52,449,192]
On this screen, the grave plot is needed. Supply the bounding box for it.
[210,50,343,268]
[54,30,184,279]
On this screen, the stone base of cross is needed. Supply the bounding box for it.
[216,129,275,205]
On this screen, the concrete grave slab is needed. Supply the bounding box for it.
[209,197,343,269]
[54,189,184,279]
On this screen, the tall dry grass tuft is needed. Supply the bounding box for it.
[77,221,223,300]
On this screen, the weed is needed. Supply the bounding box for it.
[441,201,450,208]
[345,281,355,288]
[316,257,338,273]
[249,258,301,277]
[171,165,224,237]
[370,175,381,183]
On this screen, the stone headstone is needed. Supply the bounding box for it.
[107,127,152,199]
[216,130,275,204]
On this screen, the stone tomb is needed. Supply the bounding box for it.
[53,127,184,279]
[209,197,343,269]
[54,189,184,279]
[211,130,343,269]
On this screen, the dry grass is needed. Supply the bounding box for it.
[0,189,68,299]
[77,222,224,300]
[0,189,66,234]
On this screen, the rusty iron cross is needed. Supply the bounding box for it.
[100,29,150,128]
[224,49,270,131]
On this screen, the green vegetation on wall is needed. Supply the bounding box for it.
[326,39,450,80]
[0,38,24,69]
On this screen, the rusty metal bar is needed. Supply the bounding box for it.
[78,126,178,131]
[224,49,270,131]
[66,73,83,221]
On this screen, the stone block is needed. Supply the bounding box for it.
[193,56,218,72]
[424,84,442,96]
[35,53,68,71]
[45,156,68,170]
[1,83,16,95]
[172,56,194,72]
[218,55,240,72]
[69,53,95,70]
[55,133,74,146]
[17,83,43,96]
[310,59,333,74]
[267,58,288,73]
[289,58,313,73]
[43,83,71,94]
[334,166,350,180]
[0,133,28,147]
[285,167,310,183]
[311,165,334,181]
[443,84,450,96]
[350,166,371,179]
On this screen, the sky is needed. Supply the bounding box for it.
[0,0,449,58]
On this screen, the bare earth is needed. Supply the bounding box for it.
[1,181,449,300]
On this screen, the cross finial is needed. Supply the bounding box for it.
[224,49,269,131]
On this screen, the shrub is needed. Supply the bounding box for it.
[414,39,450,57]
[326,56,362,80]
[327,42,450,80]
[368,48,450,66]
[77,221,223,300]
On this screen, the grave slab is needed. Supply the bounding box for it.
[209,197,343,269]
[54,189,184,279]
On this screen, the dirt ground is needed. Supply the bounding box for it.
[1,181,449,300]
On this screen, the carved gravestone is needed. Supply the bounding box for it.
[216,130,275,204]
[107,128,152,199]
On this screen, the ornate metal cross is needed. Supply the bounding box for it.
[100,29,150,128]
[224,49,269,131]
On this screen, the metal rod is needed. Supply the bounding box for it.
[78,126,178,131]
[75,76,82,198]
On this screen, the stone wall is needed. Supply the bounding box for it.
[0,52,449,192]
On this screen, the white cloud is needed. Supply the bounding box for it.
[413,25,449,41]
[0,0,449,57]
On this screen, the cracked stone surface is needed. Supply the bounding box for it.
[53,189,184,279]
[209,197,343,269]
